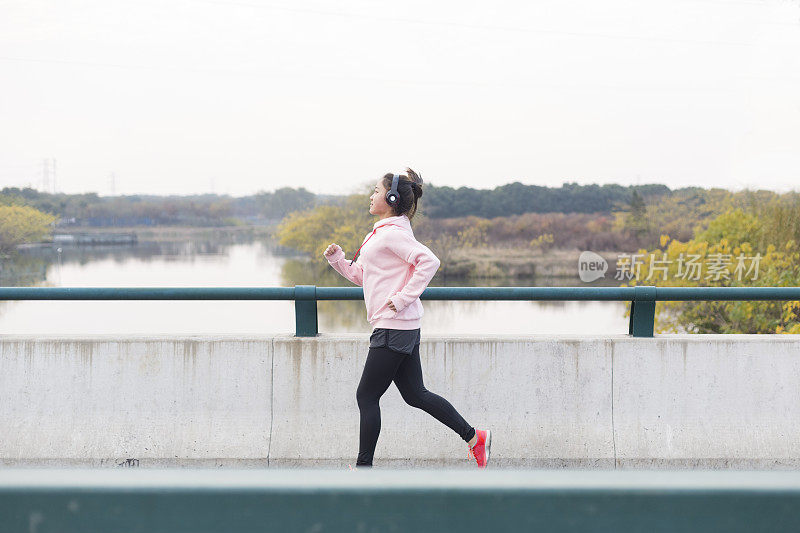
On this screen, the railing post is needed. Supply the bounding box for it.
[294,285,318,337]
[629,285,656,337]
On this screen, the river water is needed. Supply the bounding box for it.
[0,232,628,336]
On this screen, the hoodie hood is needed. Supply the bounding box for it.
[373,213,412,233]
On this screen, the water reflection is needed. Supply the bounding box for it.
[0,233,628,335]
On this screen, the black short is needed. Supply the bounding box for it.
[368,327,421,355]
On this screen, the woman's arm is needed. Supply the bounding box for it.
[387,231,441,312]
[325,247,365,286]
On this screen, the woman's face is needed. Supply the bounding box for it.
[369,179,393,217]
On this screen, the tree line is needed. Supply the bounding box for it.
[0,186,317,227]
[1,181,691,227]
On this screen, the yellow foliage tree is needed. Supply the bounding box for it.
[275,193,375,259]
[529,233,555,252]
[0,205,57,254]
[621,207,800,334]
[457,218,491,248]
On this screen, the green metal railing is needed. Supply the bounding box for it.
[1,285,799,337]
[3,468,800,532]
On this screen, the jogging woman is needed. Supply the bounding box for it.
[322,168,491,468]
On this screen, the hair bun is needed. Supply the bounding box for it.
[410,180,422,198]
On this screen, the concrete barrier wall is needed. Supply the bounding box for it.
[1,334,799,468]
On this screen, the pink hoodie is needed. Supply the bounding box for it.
[324,213,441,330]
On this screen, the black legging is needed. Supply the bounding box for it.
[355,343,476,466]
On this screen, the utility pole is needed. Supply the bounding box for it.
[42,159,50,192]
[41,157,57,193]
[109,172,116,196]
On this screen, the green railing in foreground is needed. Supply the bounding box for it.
[1,285,799,337]
[2,468,800,532]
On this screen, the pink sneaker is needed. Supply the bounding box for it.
[467,429,492,468]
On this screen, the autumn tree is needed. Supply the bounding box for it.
[0,205,58,254]
[625,205,800,334]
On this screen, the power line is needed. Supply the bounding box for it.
[189,0,760,47]
[0,55,773,90]
[0,55,230,74]
[1,0,797,88]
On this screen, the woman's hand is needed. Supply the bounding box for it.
[386,298,397,312]
[323,243,342,258]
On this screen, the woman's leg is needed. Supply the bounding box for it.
[355,345,407,466]
[393,343,476,443]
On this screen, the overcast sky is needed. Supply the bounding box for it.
[1,0,798,197]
